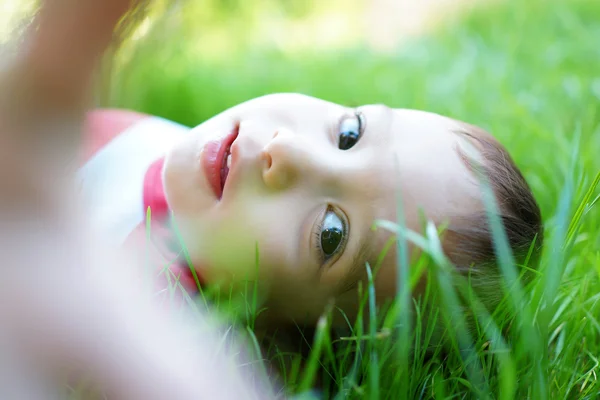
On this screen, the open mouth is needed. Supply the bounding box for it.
[201,123,239,200]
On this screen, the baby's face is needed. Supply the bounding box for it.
[164,93,482,325]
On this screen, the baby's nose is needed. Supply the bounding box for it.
[261,128,324,191]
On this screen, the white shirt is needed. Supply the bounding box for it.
[77,117,189,246]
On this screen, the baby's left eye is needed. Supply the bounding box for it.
[321,211,344,259]
[338,112,364,150]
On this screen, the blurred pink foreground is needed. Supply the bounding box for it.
[0,1,272,399]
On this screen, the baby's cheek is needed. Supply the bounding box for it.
[190,230,255,282]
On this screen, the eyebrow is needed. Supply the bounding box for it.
[337,232,372,295]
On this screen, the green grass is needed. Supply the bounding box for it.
[102,0,600,398]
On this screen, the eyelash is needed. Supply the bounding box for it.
[313,206,348,266]
[355,111,364,132]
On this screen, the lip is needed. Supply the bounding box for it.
[201,123,239,200]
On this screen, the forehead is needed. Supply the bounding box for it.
[373,108,483,224]
[225,93,343,120]
[355,108,484,298]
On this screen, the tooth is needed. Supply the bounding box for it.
[226,153,232,168]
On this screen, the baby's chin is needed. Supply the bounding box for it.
[175,221,261,280]
[164,152,218,217]
[188,253,272,316]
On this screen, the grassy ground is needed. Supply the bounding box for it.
[106,0,600,398]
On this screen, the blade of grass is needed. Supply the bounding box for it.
[169,218,209,309]
[466,138,546,398]
[393,155,411,400]
[425,221,491,399]
[297,302,333,393]
[365,262,380,400]
[245,326,273,395]
[452,269,517,400]
[334,284,366,400]
[534,129,580,398]
[145,206,152,293]
[565,170,600,245]
[375,219,491,397]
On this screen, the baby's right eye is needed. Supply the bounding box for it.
[338,111,365,150]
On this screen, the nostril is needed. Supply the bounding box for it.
[261,150,272,170]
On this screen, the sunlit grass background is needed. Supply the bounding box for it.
[112,0,599,398]
[6,0,600,398]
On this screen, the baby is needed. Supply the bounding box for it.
[79,93,543,329]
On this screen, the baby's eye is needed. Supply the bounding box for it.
[338,111,364,150]
[320,210,345,260]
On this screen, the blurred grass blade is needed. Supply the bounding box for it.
[467,139,546,397]
[452,271,517,400]
[375,220,429,251]
[298,302,333,393]
[334,286,366,400]
[394,155,411,400]
[425,221,491,399]
[375,218,491,397]
[365,262,380,400]
[541,175,574,316]
[565,170,600,245]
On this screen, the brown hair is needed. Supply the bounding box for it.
[444,123,544,311]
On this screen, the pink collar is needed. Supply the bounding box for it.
[143,158,170,219]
